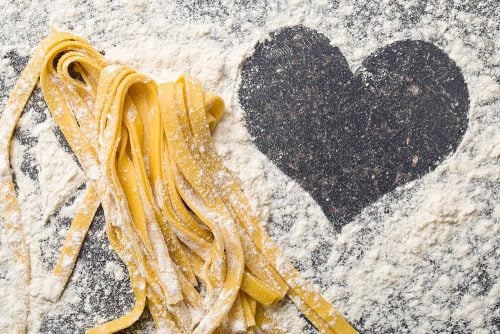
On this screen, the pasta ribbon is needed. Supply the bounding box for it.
[0,30,357,334]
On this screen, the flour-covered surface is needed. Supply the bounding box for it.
[0,1,499,333]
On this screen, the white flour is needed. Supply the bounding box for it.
[0,0,498,333]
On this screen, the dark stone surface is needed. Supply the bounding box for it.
[40,206,135,334]
[2,21,495,334]
[239,25,469,231]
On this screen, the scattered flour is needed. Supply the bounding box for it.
[0,0,498,333]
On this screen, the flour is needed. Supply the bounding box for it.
[0,0,499,333]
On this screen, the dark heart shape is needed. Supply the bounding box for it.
[238,25,469,231]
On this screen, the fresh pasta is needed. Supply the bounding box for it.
[0,30,357,334]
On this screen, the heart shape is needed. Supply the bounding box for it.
[238,25,469,231]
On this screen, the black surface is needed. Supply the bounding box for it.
[1,23,490,334]
[239,25,469,231]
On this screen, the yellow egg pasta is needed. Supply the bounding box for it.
[0,30,357,334]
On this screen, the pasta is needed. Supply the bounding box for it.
[0,30,357,334]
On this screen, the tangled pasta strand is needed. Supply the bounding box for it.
[0,31,357,334]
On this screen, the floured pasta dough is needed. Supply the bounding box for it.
[0,31,356,334]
